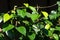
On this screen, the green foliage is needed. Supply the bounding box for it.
[16,26,26,36]
[53,34,59,40]
[30,14,40,22]
[28,33,36,40]
[17,9,27,18]
[0,2,60,40]
[2,24,14,32]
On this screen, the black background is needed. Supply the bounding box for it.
[0,0,57,13]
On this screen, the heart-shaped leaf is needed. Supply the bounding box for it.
[16,26,26,36]
[3,13,13,23]
[17,9,26,18]
[28,33,36,40]
[30,14,40,22]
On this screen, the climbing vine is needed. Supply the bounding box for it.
[0,1,60,40]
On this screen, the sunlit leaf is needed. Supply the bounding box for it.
[45,24,51,30]
[11,10,16,14]
[3,13,13,23]
[24,3,29,7]
[41,11,48,19]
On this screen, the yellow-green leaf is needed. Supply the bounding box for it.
[41,11,48,18]
[11,10,16,14]
[45,24,51,30]
[24,3,29,7]
[3,13,12,23]
[29,6,36,12]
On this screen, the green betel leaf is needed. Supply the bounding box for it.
[44,20,53,26]
[28,33,36,40]
[3,13,13,23]
[53,34,59,40]
[17,9,26,18]
[55,26,60,31]
[2,24,14,32]
[49,13,58,20]
[48,30,53,36]
[23,20,29,25]
[16,26,26,36]
[29,6,36,12]
[30,14,40,22]
[24,3,29,7]
[26,12,31,17]
[41,11,48,19]
[45,24,51,30]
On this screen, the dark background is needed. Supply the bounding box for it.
[0,0,58,13]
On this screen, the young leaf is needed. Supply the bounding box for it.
[11,10,16,14]
[29,6,36,12]
[24,3,29,7]
[45,24,51,30]
[16,26,26,36]
[3,13,13,23]
[41,11,48,19]
[2,24,14,32]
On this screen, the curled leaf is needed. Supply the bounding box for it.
[41,11,48,18]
